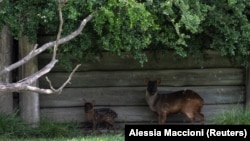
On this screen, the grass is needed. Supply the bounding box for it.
[5,105,250,140]
[211,106,250,124]
[0,134,124,141]
[0,111,124,141]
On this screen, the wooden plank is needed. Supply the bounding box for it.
[39,68,244,88]
[38,50,240,71]
[245,67,250,106]
[40,86,245,108]
[40,104,243,123]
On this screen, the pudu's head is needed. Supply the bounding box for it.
[83,99,96,112]
[144,77,161,96]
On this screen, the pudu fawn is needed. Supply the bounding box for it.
[83,99,118,132]
[144,77,205,124]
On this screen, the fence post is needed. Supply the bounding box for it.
[19,36,40,126]
[0,26,13,114]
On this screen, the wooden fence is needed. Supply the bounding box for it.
[0,26,249,130]
[38,50,246,128]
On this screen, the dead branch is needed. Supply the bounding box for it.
[0,64,81,94]
[0,1,94,94]
[0,13,94,76]
[52,0,65,60]
[46,64,81,94]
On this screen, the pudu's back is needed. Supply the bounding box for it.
[94,108,118,124]
[83,99,117,130]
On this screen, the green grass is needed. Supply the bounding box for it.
[211,106,250,124]
[3,105,250,140]
[0,133,124,141]
[0,111,124,141]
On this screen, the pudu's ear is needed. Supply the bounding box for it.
[156,78,161,85]
[144,77,150,84]
[92,100,96,106]
[83,98,87,104]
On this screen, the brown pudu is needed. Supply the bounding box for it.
[144,77,205,124]
[83,99,118,132]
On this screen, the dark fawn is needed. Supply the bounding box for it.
[83,99,118,132]
[144,77,205,124]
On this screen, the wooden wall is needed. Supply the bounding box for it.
[38,50,246,127]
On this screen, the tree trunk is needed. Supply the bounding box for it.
[19,36,39,125]
[0,26,13,115]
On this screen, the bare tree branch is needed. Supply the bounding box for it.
[0,64,80,94]
[0,1,94,94]
[17,0,66,85]
[0,13,94,76]
[52,0,65,60]
[46,64,81,94]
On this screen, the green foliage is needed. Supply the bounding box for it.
[0,112,80,139]
[92,0,156,64]
[211,106,250,124]
[199,0,250,66]
[1,133,124,141]
[0,0,58,42]
[0,111,28,137]
[1,0,250,67]
[0,112,124,140]
[55,0,157,69]
[147,0,211,58]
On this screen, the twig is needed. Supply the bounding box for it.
[58,64,81,90]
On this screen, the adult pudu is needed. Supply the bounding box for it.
[144,77,205,124]
[83,99,118,132]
